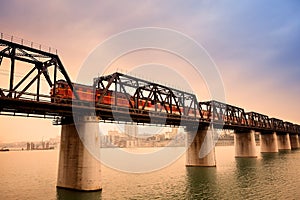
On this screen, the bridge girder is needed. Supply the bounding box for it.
[269,118,284,133]
[94,72,202,120]
[0,38,78,100]
[246,112,271,130]
[199,100,248,127]
[0,36,299,133]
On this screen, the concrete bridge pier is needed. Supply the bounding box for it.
[57,116,102,191]
[260,132,278,153]
[277,133,291,150]
[186,126,216,167]
[289,134,299,149]
[234,130,257,158]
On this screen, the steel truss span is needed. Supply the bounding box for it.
[0,37,299,134]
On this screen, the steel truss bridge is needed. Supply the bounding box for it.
[0,36,299,134]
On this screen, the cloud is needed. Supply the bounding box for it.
[1,0,300,142]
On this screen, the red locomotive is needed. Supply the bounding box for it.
[50,80,135,107]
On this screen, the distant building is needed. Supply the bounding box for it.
[124,124,138,137]
[99,127,186,148]
[30,142,35,150]
[106,130,126,146]
[46,142,50,149]
[108,130,119,136]
[155,134,165,141]
[27,142,31,150]
[164,128,178,139]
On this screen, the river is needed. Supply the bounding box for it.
[1,146,300,199]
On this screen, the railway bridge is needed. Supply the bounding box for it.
[1,35,299,191]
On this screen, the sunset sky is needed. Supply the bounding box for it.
[0,0,300,142]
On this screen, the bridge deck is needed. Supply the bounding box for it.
[0,35,299,134]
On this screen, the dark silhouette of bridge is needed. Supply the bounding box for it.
[0,36,299,133]
[1,34,299,191]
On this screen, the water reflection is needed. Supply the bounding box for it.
[185,167,219,199]
[234,158,260,199]
[4,147,300,199]
[56,188,102,200]
[260,152,279,163]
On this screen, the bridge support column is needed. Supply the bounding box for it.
[57,116,101,191]
[234,130,257,158]
[277,133,291,150]
[186,126,216,167]
[289,134,299,149]
[260,132,278,153]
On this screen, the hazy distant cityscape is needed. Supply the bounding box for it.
[101,125,185,148]
[101,125,261,147]
[0,125,258,151]
[0,135,61,151]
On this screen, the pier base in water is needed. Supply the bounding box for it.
[234,130,257,158]
[186,126,216,167]
[290,134,300,149]
[57,116,102,191]
[260,132,278,153]
[277,134,291,150]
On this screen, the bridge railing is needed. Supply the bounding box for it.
[0,88,51,102]
[1,85,300,132]
[0,32,57,54]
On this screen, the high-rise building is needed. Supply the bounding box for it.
[30,142,35,150]
[27,142,31,150]
[124,124,138,137]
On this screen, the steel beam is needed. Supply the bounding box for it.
[246,112,271,129]
[94,72,200,118]
[8,47,16,97]
[0,38,79,100]
[199,100,247,126]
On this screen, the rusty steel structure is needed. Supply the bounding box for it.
[0,36,299,134]
[0,37,77,100]
[93,72,201,126]
[199,100,248,128]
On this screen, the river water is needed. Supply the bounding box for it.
[1,146,300,200]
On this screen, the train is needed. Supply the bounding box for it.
[50,80,248,125]
[50,80,130,106]
[50,80,185,115]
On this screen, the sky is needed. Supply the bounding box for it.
[0,0,300,142]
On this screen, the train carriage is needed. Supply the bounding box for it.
[50,80,201,118]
